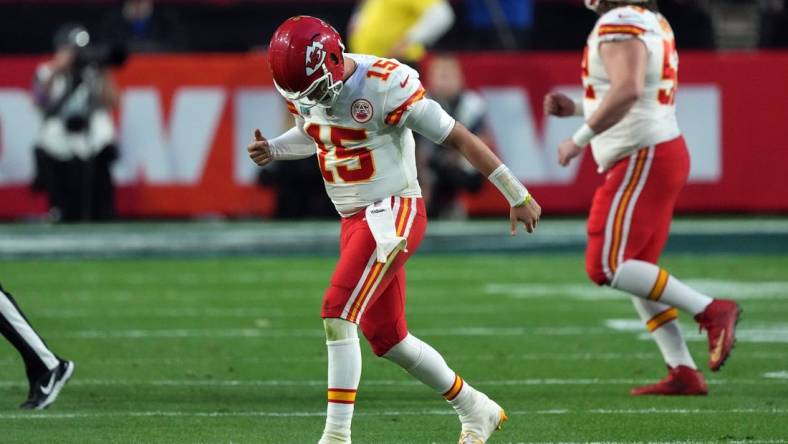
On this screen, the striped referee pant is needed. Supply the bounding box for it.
[0,284,59,382]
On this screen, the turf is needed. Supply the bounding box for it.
[0,254,786,443]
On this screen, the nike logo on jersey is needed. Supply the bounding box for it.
[400,75,409,88]
[40,373,56,395]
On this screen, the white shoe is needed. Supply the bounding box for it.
[457,392,507,444]
[318,430,351,444]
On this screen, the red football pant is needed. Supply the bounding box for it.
[586,136,690,285]
[322,196,427,356]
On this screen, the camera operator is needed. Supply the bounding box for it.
[31,24,122,222]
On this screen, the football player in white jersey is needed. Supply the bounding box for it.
[248,16,541,444]
[544,0,740,395]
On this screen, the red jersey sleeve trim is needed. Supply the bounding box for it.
[384,86,426,126]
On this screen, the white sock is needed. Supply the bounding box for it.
[630,296,697,369]
[383,333,455,393]
[383,333,479,415]
[322,337,361,441]
[612,259,713,315]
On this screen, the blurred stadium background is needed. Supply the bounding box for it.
[0,0,787,443]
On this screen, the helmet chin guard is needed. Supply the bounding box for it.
[268,16,346,109]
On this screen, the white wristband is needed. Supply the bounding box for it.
[488,164,530,207]
[571,123,596,147]
[572,99,584,117]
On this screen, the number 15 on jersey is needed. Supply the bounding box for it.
[306,124,377,184]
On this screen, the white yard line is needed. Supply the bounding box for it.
[4,351,787,367]
[487,280,788,301]
[0,377,782,389]
[46,326,618,340]
[605,319,788,344]
[0,408,785,421]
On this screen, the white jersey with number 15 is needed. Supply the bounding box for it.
[286,53,454,216]
[582,6,681,172]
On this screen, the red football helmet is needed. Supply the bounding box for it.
[268,16,346,108]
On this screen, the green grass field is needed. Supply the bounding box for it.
[0,254,786,443]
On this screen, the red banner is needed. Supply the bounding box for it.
[453,51,788,214]
[0,52,787,219]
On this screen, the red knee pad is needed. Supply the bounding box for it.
[360,318,409,356]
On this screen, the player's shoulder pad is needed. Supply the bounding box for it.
[381,61,426,125]
[597,6,652,37]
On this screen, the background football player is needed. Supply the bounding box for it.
[249,16,540,444]
[544,0,741,395]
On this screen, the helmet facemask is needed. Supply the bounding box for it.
[274,38,346,109]
[274,63,343,109]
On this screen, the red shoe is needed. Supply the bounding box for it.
[630,366,708,396]
[694,299,742,371]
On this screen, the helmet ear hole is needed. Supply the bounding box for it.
[329,53,339,65]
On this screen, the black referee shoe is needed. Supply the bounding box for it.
[20,360,75,410]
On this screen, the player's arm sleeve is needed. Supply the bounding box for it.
[404,0,455,47]
[267,117,316,160]
[383,70,455,144]
[596,8,649,44]
[402,98,456,144]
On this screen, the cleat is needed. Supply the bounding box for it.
[630,365,708,396]
[694,299,741,371]
[457,393,507,444]
[20,360,75,410]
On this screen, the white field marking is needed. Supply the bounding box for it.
[47,326,614,340]
[605,319,788,344]
[764,371,788,379]
[7,351,788,368]
[34,307,293,319]
[0,408,786,421]
[487,280,788,301]
[31,303,528,319]
[0,377,782,389]
[4,351,788,368]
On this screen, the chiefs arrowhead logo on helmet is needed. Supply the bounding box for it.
[305,41,327,77]
[268,16,346,109]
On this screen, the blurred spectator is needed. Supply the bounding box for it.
[31,24,120,222]
[759,0,788,47]
[531,1,597,50]
[659,0,716,49]
[257,158,336,219]
[463,0,533,50]
[348,0,455,64]
[420,54,485,219]
[99,0,186,53]
[257,111,335,219]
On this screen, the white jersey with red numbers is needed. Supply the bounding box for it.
[286,53,439,216]
[582,6,681,171]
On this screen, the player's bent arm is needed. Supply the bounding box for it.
[402,98,530,207]
[571,39,647,146]
[442,123,532,207]
[267,126,316,160]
